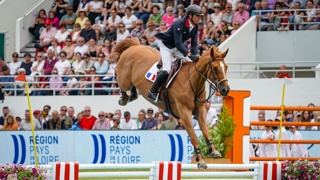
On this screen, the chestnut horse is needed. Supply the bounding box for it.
[110,38,230,168]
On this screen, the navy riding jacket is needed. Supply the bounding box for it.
[155,16,199,56]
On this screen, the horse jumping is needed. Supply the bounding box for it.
[110,38,230,169]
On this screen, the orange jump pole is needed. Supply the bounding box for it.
[250,139,320,144]
[250,157,320,161]
[250,122,320,126]
[222,90,251,164]
[250,106,320,111]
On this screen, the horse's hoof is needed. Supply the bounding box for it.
[197,162,208,169]
[211,151,222,159]
[118,99,127,106]
[129,94,138,102]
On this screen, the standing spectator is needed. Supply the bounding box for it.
[30,53,45,76]
[141,108,158,130]
[116,22,130,43]
[29,9,46,42]
[9,52,22,75]
[74,37,89,57]
[122,7,138,32]
[88,0,103,25]
[75,9,89,30]
[52,0,69,20]
[43,50,59,76]
[44,110,66,130]
[233,3,250,25]
[0,106,10,126]
[92,111,111,130]
[222,3,235,28]
[62,37,75,60]
[136,0,153,26]
[211,3,223,28]
[59,106,73,129]
[120,111,137,129]
[160,115,177,130]
[0,66,15,96]
[60,6,77,32]
[3,114,19,130]
[162,6,175,29]
[80,20,96,43]
[94,52,109,74]
[19,110,41,130]
[54,51,71,76]
[80,106,97,130]
[289,126,309,157]
[111,115,121,130]
[274,119,291,157]
[149,5,162,25]
[48,68,64,95]
[205,100,218,127]
[130,20,145,39]
[274,65,292,78]
[54,24,70,46]
[34,19,57,51]
[254,119,277,157]
[136,110,146,129]
[20,53,33,75]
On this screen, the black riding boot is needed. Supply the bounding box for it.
[147,71,169,102]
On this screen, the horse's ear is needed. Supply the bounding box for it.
[210,47,216,59]
[221,48,229,58]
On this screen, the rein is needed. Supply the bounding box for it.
[188,57,228,103]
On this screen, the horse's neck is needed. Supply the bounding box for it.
[190,59,209,90]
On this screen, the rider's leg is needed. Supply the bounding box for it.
[147,70,169,102]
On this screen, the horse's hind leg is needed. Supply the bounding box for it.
[118,91,129,106]
[128,86,138,102]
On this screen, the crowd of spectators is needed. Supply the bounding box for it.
[0,101,221,131]
[0,0,319,96]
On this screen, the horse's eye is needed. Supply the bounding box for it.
[213,67,218,71]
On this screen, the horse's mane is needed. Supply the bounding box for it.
[109,38,140,62]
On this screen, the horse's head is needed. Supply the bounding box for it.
[207,47,230,96]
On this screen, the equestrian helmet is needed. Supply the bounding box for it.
[186,5,203,16]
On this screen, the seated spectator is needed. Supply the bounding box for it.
[48,11,60,29]
[47,38,62,58]
[44,110,66,130]
[122,7,138,32]
[288,2,306,30]
[3,114,19,130]
[310,112,320,130]
[136,110,146,129]
[88,0,103,25]
[200,6,211,26]
[300,110,312,130]
[87,38,100,61]
[92,111,111,130]
[48,68,64,95]
[29,9,46,42]
[54,51,71,76]
[60,6,77,32]
[19,110,41,130]
[272,2,290,31]
[120,111,137,129]
[62,36,75,60]
[140,36,150,46]
[75,9,89,29]
[222,3,235,28]
[108,9,122,28]
[160,115,177,130]
[77,71,88,95]
[129,0,140,17]
[175,118,185,130]
[303,0,317,30]
[157,113,164,129]
[32,74,47,96]
[250,1,262,17]
[101,39,113,60]
[0,56,7,75]
[80,106,97,130]
[211,3,223,28]
[175,4,185,21]
[42,49,58,76]
[274,65,291,78]
[200,0,214,14]
[306,10,320,30]
[74,37,89,57]
[72,52,85,72]
[136,0,153,26]
[59,106,73,129]
[84,66,103,95]
[55,23,70,46]
[203,21,215,39]
[51,0,69,20]
[256,1,272,31]
[77,0,90,13]
[234,3,250,26]
[231,20,241,34]
[93,8,108,40]
[15,68,34,95]
[111,115,121,130]
[9,52,22,75]
[149,5,162,25]
[0,106,10,126]
[0,66,14,96]
[82,53,94,73]
[104,24,117,43]
[219,21,232,36]
[71,23,82,43]
[116,0,130,18]
[143,21,157,44]
[116,22,130,42]
[20,53,33,75]
[61,70,78,95]
[94,52,109,74]
[141,108,157,130]
[162,6,175,29]
[80,20,96,43]
[34,19,57,52]
[102,60,117,95]
[130,20,145,39]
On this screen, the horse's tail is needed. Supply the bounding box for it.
[110,38,140,62]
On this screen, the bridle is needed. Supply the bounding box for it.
[188,56,228,103]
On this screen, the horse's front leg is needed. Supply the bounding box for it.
[197,106,222,159]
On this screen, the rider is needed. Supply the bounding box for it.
[147,5,202,102]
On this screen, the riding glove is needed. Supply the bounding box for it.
[188,54,199,62]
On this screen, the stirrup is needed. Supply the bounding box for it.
[147,91,163,103]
